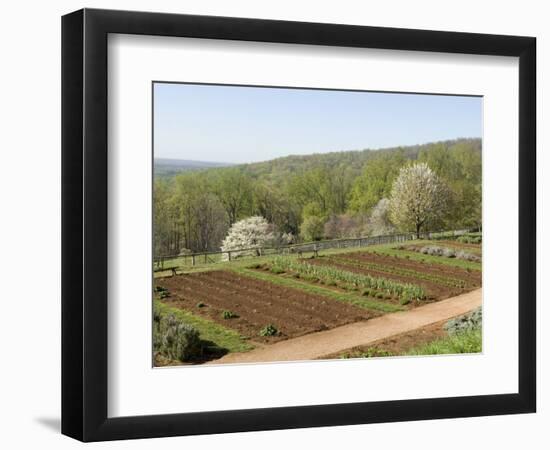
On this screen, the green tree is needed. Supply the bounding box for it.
[348,151,406,213]
[213,168,253,225]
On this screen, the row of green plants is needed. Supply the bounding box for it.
[326,255,467,288]
[267,256,425,304]
[456,232,482,244]
[429,231,482,244]
[237,266,404,313]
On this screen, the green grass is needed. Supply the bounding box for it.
[406,328,482,355]
[233,267,404,313]
[154,300,253,353]
[337,328,481,359]
[154,253,283,278]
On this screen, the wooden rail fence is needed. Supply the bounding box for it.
[154,229,474,272]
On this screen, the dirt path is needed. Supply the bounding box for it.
[210,288,482,364]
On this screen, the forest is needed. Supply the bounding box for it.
[153,138,481,256]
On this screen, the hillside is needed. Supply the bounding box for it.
[155,138,481,181]
[153,137,482,255]
[240,138,481,181]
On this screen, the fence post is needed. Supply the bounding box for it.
[228,251,232,261]
[192,255,196,266]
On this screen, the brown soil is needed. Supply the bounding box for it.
[325,320,448,359]
[307,257,459,302]
[339,251,481,284]
[212,289,482,364]
[305,251,481,302]
[157,270,373,344]
[433,240,482,253]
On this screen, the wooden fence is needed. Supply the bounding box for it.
[153,228,474,271]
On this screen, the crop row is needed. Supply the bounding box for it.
[326,256,467,288]
[268,256,425,304]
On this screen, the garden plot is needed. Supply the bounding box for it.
[305,251,481,302]
[156,270,373,344]
[430,240,482,254]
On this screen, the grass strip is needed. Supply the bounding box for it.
[232,267,404,313]
[154,299,254,353]
[406,328,482,355]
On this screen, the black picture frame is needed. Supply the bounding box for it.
[61,8,536,442]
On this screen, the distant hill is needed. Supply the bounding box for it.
[154,138,481,180]
[239,138,481,182]
[154,158,234,177]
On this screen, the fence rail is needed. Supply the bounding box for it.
[154,228,475,271]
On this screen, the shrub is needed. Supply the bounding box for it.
[418,245,480,262]
[442,247,456,258]
[259,324,279,336]
[222,310,239,319]
[457,234,482,244]
[455,250,481,262]
[300,214,327,241]
[154,313,202,361]
[445,307,482,335]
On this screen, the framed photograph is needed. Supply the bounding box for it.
[61,8,536,442]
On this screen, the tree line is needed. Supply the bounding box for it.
[154,138,481,256]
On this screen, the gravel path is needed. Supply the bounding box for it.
[210,288,482,364]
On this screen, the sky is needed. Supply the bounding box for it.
[153,82,482,164]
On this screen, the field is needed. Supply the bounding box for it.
[154,237,482,365]
[157,270,374,344]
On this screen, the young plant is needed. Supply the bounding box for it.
[222,310,239,319]
[259,324,279,336]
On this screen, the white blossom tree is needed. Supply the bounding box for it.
[388,163,450,237]
[221,216,275,259]
[368,198,395,236]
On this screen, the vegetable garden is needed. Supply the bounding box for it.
[153,236,482,365]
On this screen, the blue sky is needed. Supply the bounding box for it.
[153,83,482,164]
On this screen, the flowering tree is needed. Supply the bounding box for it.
[388,163,450,237]
[368,198,395,236]
[221,216,275,258]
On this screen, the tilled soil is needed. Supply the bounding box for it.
[323,320,449,359]
[307,258,459,301]
[157,270,373,343]
[305,251,481,302]
[340,251,481,284]
[212,289,482,364]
